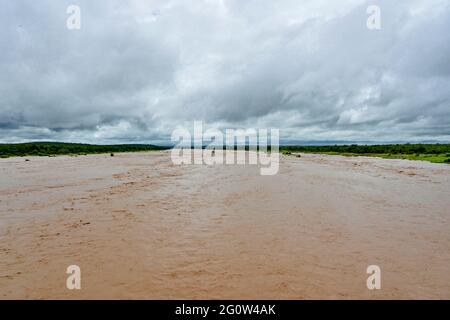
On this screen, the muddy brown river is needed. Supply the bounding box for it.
[1,151,449,299]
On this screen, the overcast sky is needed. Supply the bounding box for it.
[1,0,449,144]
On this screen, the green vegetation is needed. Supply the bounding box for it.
[1,142,449,164]
[281,144,450,164]
[0,142,169,158]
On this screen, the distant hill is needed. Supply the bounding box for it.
[0,142,169,158]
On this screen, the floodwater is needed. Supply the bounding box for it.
[0,151,449,299]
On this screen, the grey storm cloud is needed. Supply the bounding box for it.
[0,0,449,144]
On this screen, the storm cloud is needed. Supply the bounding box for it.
[1,0,449,144]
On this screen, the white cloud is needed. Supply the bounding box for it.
[0,0,449,144]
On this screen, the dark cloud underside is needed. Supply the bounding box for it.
[1,0,449,143]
